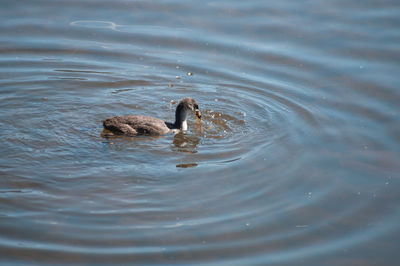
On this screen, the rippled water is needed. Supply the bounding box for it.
[1,0,400,265]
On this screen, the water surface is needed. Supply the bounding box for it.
[1,0,400,265]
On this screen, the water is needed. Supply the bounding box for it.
[1,0,399,265]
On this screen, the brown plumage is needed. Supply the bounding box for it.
[103,97,201,136]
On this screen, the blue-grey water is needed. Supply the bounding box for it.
[1,0,400,265]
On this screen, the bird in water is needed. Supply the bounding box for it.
[103,97,201,136]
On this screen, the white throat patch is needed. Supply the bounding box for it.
[181,120,188,131]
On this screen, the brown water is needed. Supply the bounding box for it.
[1,0,400,265]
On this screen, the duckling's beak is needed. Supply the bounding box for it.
[195,109,202,119]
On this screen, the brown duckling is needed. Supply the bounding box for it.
[103,97,201,136]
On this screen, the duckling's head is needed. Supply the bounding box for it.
[179,97,201,118]
[174,97,201,130]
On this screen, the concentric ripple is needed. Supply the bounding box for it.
[1,0,399,265]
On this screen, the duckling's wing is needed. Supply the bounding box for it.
[103,116,137,135]
[103,115,170,136]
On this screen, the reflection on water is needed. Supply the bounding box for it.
[172,132,200,154]
[1,0,400,265]
[176,163,198,168]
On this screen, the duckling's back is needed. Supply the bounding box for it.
[103,115,171,136]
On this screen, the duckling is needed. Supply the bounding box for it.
[103,97,201,136]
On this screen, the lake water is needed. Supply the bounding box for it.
[1,0,399,265]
